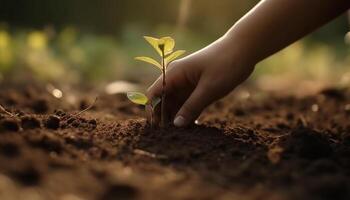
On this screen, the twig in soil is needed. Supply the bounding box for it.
[133,149,168,159]
[0,104,16,118]
[298,114,308,127]
[73,96,98,117]
[63,97,98,124]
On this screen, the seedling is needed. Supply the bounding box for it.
[128,36,185,128]
[127,91,161,128]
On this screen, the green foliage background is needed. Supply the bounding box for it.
[0,0,349,91]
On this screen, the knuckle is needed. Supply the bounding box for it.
[168,60,179,68]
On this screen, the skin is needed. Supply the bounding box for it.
[147,0,350,127]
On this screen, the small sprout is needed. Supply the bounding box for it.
[149,97,161,128]
[133,36,185,128]
[126,92,161,128]
[126,92,148,105]
[150,97,161,109]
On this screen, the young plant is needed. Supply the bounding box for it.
[131,36,185,127]
[127,91,161,128]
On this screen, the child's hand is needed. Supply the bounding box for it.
[147,0,349,127]
[147,36,255,127]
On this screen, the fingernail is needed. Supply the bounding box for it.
[174,116,186,127]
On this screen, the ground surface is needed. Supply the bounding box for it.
[0,83,349,200]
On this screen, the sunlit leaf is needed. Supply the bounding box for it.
[135,56,162,70]
[158,37,175,56]
[144,36,162,56]
[144,36,175,57]
[127,92,148,105]
[165,50,185,66]
[151,97,161,109]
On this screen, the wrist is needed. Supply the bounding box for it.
[219,34,257,70]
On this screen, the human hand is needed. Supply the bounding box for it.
[147,36,255,127]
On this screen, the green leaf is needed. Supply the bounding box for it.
[165,50,185,66]
[144,36,162,56]
[151,97,161,109]
[127,92,148,105]
[135,56,162,70]
[144,36,175,57]
[159,37,175,56]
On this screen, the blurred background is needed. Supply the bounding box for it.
[0,0,349,95]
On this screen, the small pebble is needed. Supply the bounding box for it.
[21,116,41,129]
[45,115,60,130]
[89,119,97,126]
[311,104,319,112]
[54,109,66,117]
[72,121,80,127]
[0,119,20,132]
[344,104,350,111]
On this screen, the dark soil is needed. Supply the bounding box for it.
[0,84,349,200]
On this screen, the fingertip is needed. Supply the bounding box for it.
[174,105,193,127]
[173,83,214,127]
[173,115,186,127]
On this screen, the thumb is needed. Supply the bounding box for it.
[173,82,215,127]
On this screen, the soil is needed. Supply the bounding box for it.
[0,83,349,200]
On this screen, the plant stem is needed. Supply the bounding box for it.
[161,50,166,128]
[150,107,154,129]
[72,96,98,117]
[65,97,98,122]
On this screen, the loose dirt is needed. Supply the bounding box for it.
[0,83,349,200]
